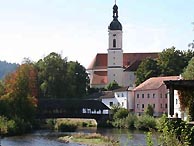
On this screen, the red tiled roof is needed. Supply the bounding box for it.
[87,52,158,71]
[91,71,107,85]
[134,76,180,91]
[87,53,107,70]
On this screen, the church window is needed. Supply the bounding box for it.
[113,39,116,47]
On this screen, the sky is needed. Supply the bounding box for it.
[0,0,194,68]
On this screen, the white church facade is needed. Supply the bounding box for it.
[87,3,158,88]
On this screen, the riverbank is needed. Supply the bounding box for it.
[58,133,119,146]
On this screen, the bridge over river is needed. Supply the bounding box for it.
[36,99,112,125]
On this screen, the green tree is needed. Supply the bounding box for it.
[66,61,89,98]
[135,58,159,86]
[36,52,68,98]
[106,81,121,90]
[157,47,185,76]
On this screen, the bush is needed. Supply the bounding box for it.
[113,108,129,119]
[156,114,194,146]
[125,113,137,129]
[55,121,77,132]
[134,115,156,130]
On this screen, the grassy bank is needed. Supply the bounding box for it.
[45,118,97,132]
[58,133,119,146]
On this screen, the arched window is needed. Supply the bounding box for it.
[113,39,116,47]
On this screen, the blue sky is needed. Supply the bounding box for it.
[0,0,194,67]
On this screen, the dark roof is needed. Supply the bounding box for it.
[124,60,141,71]
[113,86,129,92]
[38,99,110,110]
[108,4,122,30]
[109,19,122,30]
[99,91,114,99]
[164,80,194,90]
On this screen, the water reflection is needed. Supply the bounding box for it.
[1,128,155,146]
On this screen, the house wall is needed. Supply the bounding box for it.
[114,91,128,109]
[128,90,134,111]
[102,97,118,109]
[134,85,168,117]
[122,71,136,87]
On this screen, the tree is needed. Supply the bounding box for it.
[36,52,68,98]
[66,61,89,98]
[36,52,89,99]
[135,58,159,86]
[106,81,121,90]
[3,63,38,121]
[157,47,185,76]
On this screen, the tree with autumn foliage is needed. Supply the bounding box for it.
[0,61,38,134]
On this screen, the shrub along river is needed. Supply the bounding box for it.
[0,128,158,146]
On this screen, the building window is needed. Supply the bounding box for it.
[142,104,144,109]
[165,103,167,108]
[160,93,162,98]
[147,94,150,98]
[165,93,168,98]
[137,104,139,108]
[142,94,144,98]
[113,39,116,47]
[176,99,178,104]
[153,104,155,108]
[122,93,124,97]
[117,94,120,97]
[110,102,113,106]
[161,104,162,108]
[153,93,155,98]
[122,102,124,106]
[137,94,139,98]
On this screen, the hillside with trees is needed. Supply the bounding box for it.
[0,61,19,79]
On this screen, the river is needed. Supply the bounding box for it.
[0,128,158,146]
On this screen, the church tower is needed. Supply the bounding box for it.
[107,2,123,86]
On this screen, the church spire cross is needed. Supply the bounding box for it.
[113,2,118,19]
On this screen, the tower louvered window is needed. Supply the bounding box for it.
[113,39,116,47]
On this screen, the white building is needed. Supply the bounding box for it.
[100,86,134,111]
